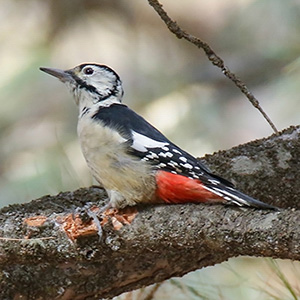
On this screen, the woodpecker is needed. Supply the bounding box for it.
[40,63,276,210]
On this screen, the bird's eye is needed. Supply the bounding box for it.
[83,67,94,75]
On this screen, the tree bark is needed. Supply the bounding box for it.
[0,125,299,300]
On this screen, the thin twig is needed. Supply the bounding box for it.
[0,236,55,241]
[147,0,278,134]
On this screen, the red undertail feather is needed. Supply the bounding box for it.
[155,170,225,204]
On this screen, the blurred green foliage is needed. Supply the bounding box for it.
[0,0,299,299]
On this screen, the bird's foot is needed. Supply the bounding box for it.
[59,204,138,241]
[59,205,102,241]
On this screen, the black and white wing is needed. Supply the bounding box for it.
[92,103,210,178]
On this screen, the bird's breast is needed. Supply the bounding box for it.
[77,115,156,202]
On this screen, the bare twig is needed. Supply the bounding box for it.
[147,0,278,134]
[0,237,55,241]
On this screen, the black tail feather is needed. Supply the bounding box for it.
[204,181,278,210]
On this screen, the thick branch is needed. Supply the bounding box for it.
[0,126,299,300]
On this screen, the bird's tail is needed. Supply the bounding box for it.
[156,170,278,210]
[202,181,278,210]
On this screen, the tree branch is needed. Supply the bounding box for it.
[147,0,279,134]
[0,126,299,299]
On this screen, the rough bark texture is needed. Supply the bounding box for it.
[0,126,299,300]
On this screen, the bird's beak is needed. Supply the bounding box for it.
[40,67,74,83]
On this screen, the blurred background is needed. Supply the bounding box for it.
[0,0,299,299]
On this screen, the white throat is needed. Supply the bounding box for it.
[78,90,122,117]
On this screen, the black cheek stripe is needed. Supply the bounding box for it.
[72,74,119,102]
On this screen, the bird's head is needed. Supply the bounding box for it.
[40,63,124,106]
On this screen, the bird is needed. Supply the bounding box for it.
[40,63,277,211]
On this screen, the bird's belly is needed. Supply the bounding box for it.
[77,118,156,205]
